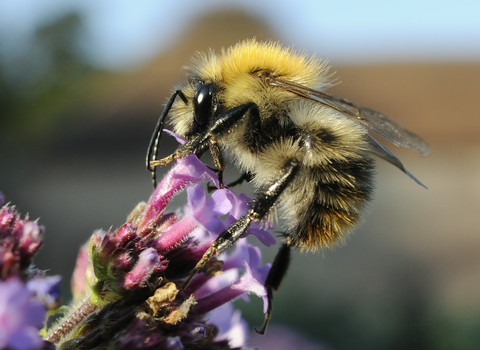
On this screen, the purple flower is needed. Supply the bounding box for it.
[250,325,331,350]
[187,185,233,236]
[223,191,276,247]
[0,205,44,280]
[192,246,270,316]
[0,194,61,350]
[123,248,160,290]
[46,143,274,349]
[0,277,46,350]
[27,275,61,310]
[207,303,248,348]
[71,243,94,301]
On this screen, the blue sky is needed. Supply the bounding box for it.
[0,0,479,70]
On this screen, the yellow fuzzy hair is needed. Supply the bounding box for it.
[187,39,333,109]
[220,39,331,88]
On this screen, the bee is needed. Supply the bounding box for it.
[146,39,429,333]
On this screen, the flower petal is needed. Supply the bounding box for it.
[123,248,160,290]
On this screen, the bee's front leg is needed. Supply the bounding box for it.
[150,102,259,179]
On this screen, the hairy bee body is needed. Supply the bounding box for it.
[169,40,375,249]
[147,39,428,332]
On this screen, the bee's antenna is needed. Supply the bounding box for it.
[146,90,187,187]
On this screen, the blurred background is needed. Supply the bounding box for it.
[1,1,480,349]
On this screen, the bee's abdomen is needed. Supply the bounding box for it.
[285,157,375,250]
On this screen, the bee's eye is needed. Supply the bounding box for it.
[194,83,212,126]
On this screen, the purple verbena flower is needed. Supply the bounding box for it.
[46,140,274,349]
[0,277,46,350]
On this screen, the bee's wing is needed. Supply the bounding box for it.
[367,135,427,189]
[268,77,430,157]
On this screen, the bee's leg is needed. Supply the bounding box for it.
[146,89,187,188]
[209,141,226,187]
[182,160,299,288]
[228,172,253,188]
[150,102,257,169]
[207,172,252,192]
[206,102,259,189]
[255,242,291,334]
